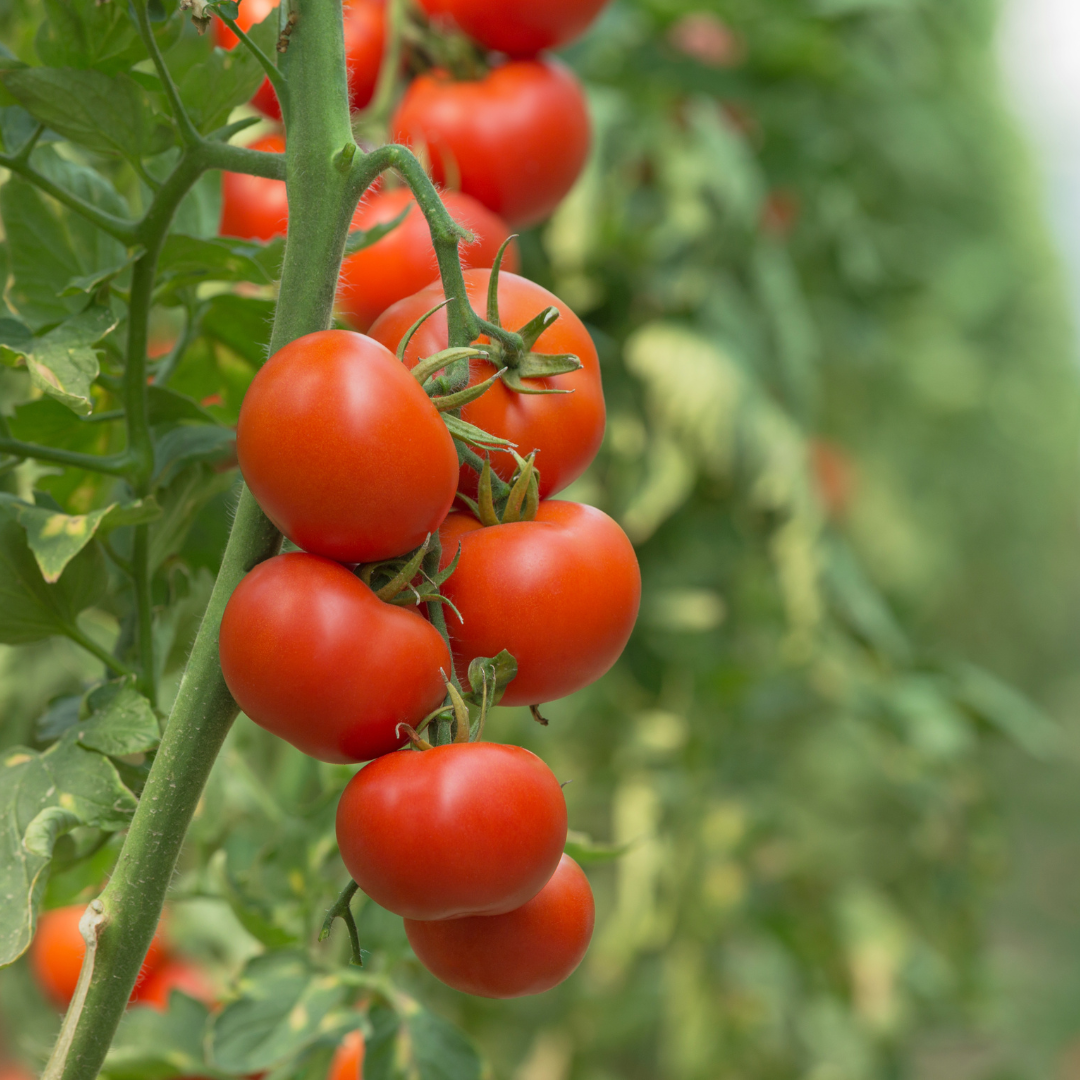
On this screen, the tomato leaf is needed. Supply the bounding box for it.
[365,1000,483,1080]
[8,395,101,450]
[149,464,236,571]
[176,10,277,133]
[0,731,137,966]
[209,951,349,1073]
[200,294,275,366]
[60,250,143,297]
[564,829,634,865]
[78,677,161,757]
[157,234,283,293]
[148,384,219,427]
[465,650,517,707]
[1,149,130,329]
[8,496,160,582]
[0,500,106,645]
[152,424,236,488]
[0,67,168,159]
[103,990,213,1079]
[6,305,120,417]
[35,0,181,76]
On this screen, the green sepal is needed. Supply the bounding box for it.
[502,366,574,395]
[343,203,410,257]
[524,467,540,522]
[465,650,517,707]
[443,413,516,451]
[447,681,471,742]
[501,451,537,524]
[515,305,560,351]
[373,534,431,603]
[413,347,486,388]
[516,351,582,378]
[396,298,452,361]
[476,458,499,527]
[429,541,461,587]
[430,367,503,412]
[485,234,517,328]
[454,492,482,519]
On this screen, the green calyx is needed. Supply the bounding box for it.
[482,237,583,394]
[356,534,462,622]
[404,650,519,750]
[455,451,540,526]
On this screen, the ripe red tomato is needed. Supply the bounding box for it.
[336,743,567,919]
[132,959,217,1012]
[337,189,518,332]
[419,0,609,56]
[369,269,604,500]
[236,330,459,562]
[327,1030,365,1080]
[437,501,640,706]
[809,438,855,520]
[215,0,385,119]
[220,553,451,763]
[220,133,287,241]
[0,1064,36,1080]
[391,59,590,227]
[405,854,594,998]
[31,905,167,1008]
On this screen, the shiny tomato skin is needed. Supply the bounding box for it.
[337,189,518,332]
[406,854,594,998]
[31,905,167,1008]
[132,959,218,1012]
[215,0,384,117]
[369,270,604,500]
[336,743,567,920]
[437,502,640,706]
[220,553,451,763]
[327,1030,365,1080]
[220,134,287,240]
[236,330,458,562]
[391,59,589,227]
[419,0,609,56]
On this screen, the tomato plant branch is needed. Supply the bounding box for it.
[196,140,287,180]
[217,12,290,112]
[354,0,405,133]
[64,624,138,679]
[132,0,203,146]
[43,0,361,1074]
[0,439,132,476]
[320,880,364,965]
[0,155,138,244]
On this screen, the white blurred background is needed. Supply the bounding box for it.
[1000,0,1080,322]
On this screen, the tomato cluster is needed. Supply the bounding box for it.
[218,0,606,328]
[212,0,625,1003]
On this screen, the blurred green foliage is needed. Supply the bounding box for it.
[1,0,1079,1077]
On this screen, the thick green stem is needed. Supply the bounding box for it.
[132,526,156,702]
[131,0,201,147]
[44,491,281,1080]
[0,156,138,243]
[43,3,361,1076]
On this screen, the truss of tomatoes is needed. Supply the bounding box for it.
[219,261,637,999]
[217,0,605,328]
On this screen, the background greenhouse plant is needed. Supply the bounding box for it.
[1,0,1080,1078]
